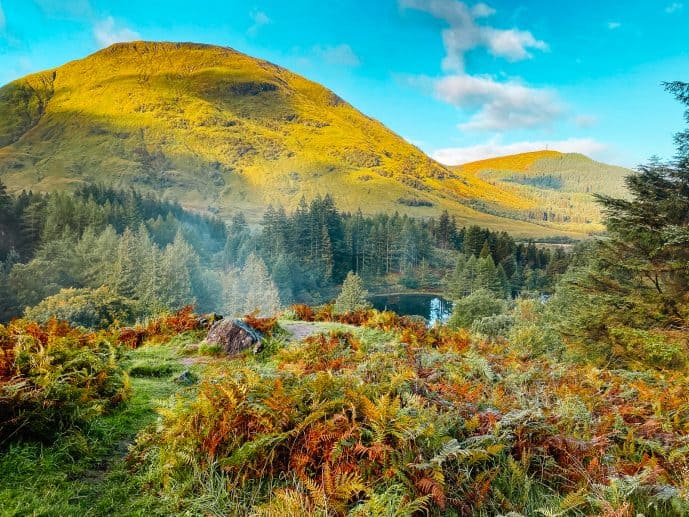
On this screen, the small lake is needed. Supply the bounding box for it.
[371,293,453,325]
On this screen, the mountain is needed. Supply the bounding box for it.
[0,42,628,237]
[451,151,632,233]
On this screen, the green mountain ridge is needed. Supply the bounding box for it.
[0,41,629,237]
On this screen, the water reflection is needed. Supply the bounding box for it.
[371,294,453,326]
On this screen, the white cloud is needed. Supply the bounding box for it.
[665,2,683,13]
[471,3,495,17]
[400,0,547,72]
[0,1,5,31]
[93,17,139,47]
[247,10,271,36]
[574,114,598,128]
[313,44,360,67]
[432,137,608,165]
[607,21,621,29]
[434,74,562,131]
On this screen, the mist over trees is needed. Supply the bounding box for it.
[0,181,570,327]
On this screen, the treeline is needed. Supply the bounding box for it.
[429,211,569,297]
[224,196,568,303]
[0,185,236,322]
[0,182,569,326]
[232,196,436,302]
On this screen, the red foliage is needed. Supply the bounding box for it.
[315,304,334,322]
[244,312,279,335]
[334,309,373,326]
[161,306,199,333]
[116,306,202,348]
[291,304,315,322]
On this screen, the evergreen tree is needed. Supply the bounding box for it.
[334,272,371,314]
[463,226,485,256]
[159,231,196,309]
[241,253,281,316]
[479,240,492,259]
[551,83,689,366]
[110,228,143,299]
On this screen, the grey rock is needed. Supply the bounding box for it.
[174,370,198,386]
[206,319,262,355]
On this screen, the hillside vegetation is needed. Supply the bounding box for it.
[1,309,687,516]
[0,41,624,237]
[454,151,631,233]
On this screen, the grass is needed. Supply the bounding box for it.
[0,41,606,238]
[0,332,200,517]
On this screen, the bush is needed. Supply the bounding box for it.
[0,319,129,444]
[508,298,563,357]
[471,313,514,341]
[448,289,507,330]
[289,304,315,322]
[24,286,137,329]
[116,306,202,348]
[609,326,685,369]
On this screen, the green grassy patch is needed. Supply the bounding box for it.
[0,340,199,517]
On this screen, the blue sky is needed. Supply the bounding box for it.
[0,0,687,167]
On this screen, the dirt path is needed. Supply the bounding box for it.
[281,321,325,341]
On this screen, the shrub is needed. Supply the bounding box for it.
[447,289,507,330]
[608,326,685,369]
[471,313,514,341]
[24,286,137,329]
[290,304,315,322]
[508,297,564,357]
[244,312,280,336]
[0,319,129,444]
[116,306,203,348]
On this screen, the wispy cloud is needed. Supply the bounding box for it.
[574,114,598,128]
[665,2,683,13]
[471,3,495,17]
[401,1,562,133]
[432,137,607,165]
[247,10,271,36]
[434,74,563,131]
[313,44,360,67]
[400,0,547,72]
[0,1,6,32]
[607,21,621,30]
[93,16,139,47]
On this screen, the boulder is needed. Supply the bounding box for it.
[174,370,198,386]
[206,319,262,355]
[197,313,224,329]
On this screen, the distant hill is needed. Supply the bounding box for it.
[0,42,629,237]
[451,151,632,233]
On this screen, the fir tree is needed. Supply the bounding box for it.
[241,253,281,316]
[334,271,371,314]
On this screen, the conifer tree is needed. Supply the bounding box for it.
[557,81,689,354]
[110,228,142,299]
[334,271,371,314]
[159,231,195,309]
[241,253,281,316]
